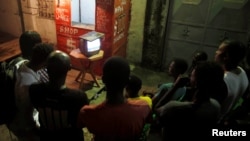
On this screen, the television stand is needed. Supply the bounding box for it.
[69,48,104,89]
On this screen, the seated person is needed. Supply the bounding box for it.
[125,74,152,109]
[215,39,248,125]
[125,74,152,141]
[152,58,188,107]
[77,56,152,141]
[157,61,222,139]
[29,50,89,141]
[187,50,208,76]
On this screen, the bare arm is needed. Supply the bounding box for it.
[154,76,189,109]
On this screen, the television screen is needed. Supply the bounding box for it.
[79,31,104,57]
[79,38,101,57]
[87,39,101,52]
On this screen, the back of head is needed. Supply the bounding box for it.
[191,51,208,72]
[19,30,42,60]
[126,74,142,97]
[47,50,71,81]
[193,51,208,62]
[30,43,54,66]
[172,58,188,75]
[102,56,130,90]
[194,61,224,101]
[195,61,224,88]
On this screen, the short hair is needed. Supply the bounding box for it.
[31,43,54,65]
[47,50,71,80]
[222,39,246,66]
[195,61,224,86]
[19,30,42,60]
[126,75,142,97]
[193,51,208,63]
[172,58,188,74]
[102,56,130,89]
[194,61,224,100]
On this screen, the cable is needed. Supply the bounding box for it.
[89,86,106,101]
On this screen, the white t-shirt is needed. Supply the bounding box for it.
[11,61,41,132]
[221,66,249,118]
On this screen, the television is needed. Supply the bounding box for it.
[79,31,104,57]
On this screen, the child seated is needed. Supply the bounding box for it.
[125,74,152,109]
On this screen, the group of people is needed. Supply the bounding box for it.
[1,29,250,141]
[149,39,250,139]
[1,30,152,141]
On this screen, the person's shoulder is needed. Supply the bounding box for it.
[127,99,152,113]
[139,95,152,101]
[127,98,149,106]
[139,96,152,105]
[81,102,105,113]
[16,61,38,82]
[210,98,220,105]
[159,82,173,89]
[15,60,29,70]
[238,66,246,72]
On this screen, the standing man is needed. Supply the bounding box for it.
[29,50,89,141]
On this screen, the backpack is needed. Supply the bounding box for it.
[0,57,23,125]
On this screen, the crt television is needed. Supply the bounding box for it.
[79,31,104,57]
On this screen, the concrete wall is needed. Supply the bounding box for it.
[126,0,146,64]
[20,0,57,44]
[0,0,22,37]
[0,0,57,44]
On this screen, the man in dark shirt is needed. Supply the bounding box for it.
[77,56,152,141]
[29,50,89,141]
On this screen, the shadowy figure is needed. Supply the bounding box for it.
[152,58,188,107]
[77,56,152,141]
[19,30,42,60]
[125,74,152,141]
[19,30,49,82]
[226,46,250,125]
[125,74,152,109]
[215,39,248,125]
[9,43,54,141]
[188,51,208,75]
[29,50,89,141]
[157,61,222,139]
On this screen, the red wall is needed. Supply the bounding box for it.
[54,0,131,76]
